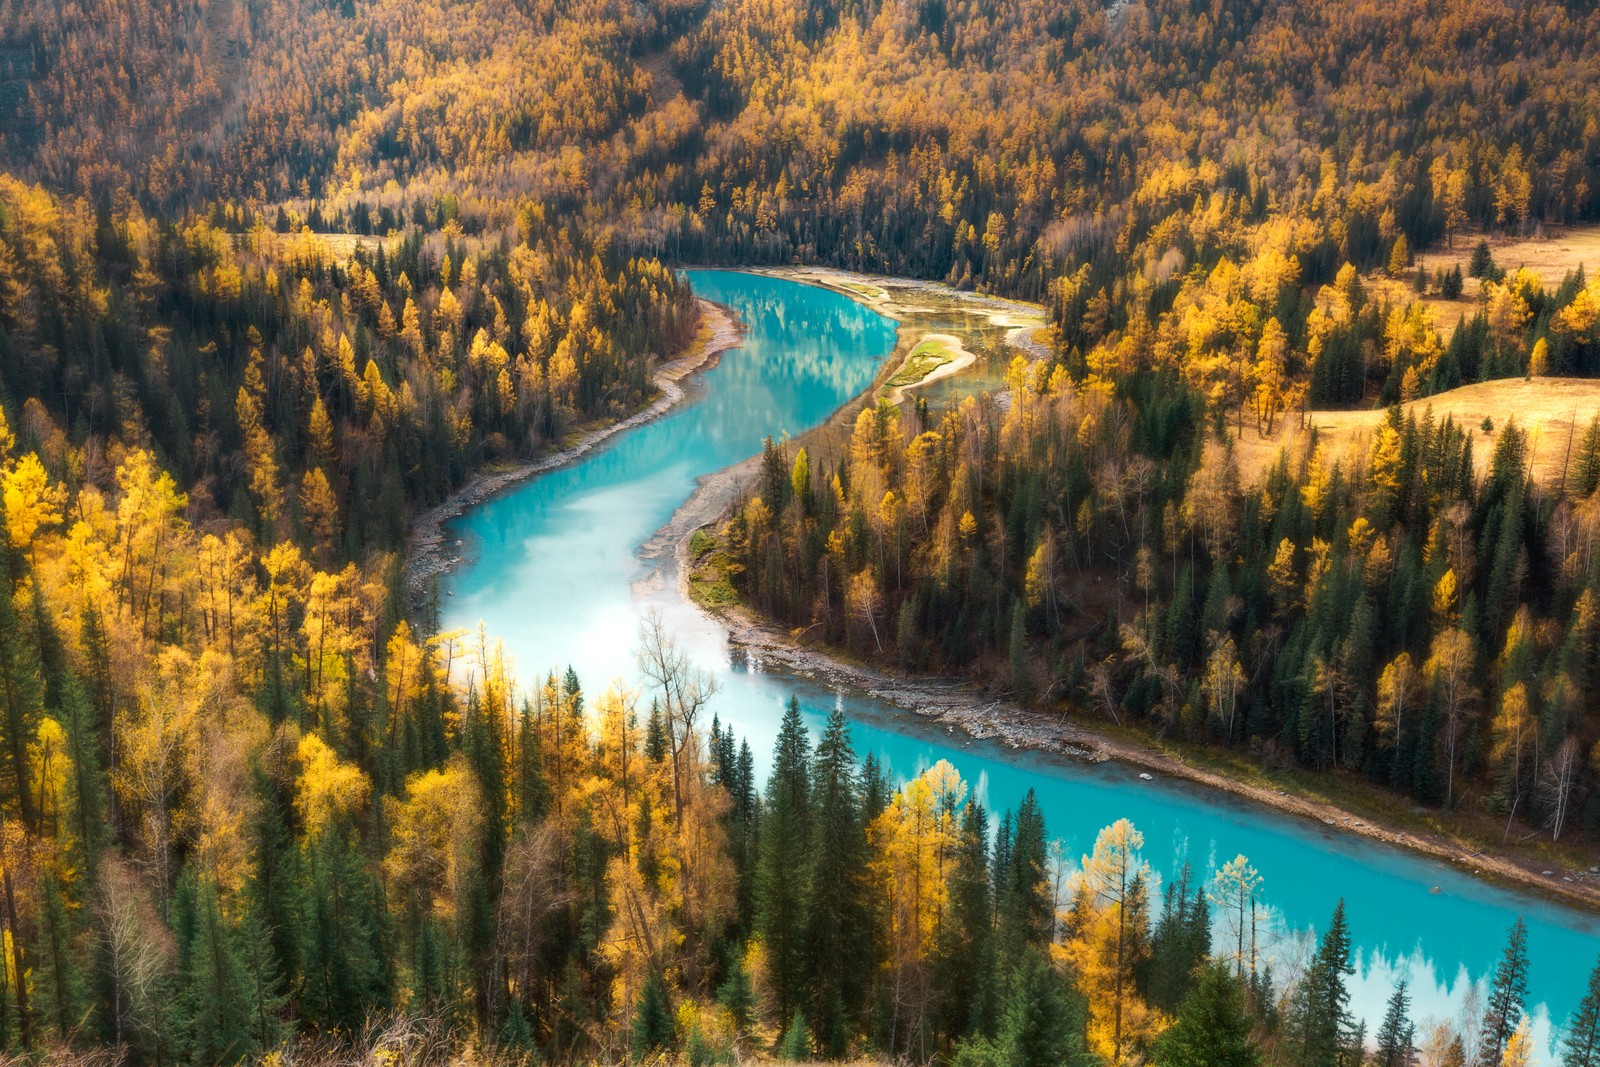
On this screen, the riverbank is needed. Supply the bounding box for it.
[683,570,1600,911]
[405,298,741,600]
[649,286,1600,914]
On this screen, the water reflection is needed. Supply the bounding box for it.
[443,270,1598,1060]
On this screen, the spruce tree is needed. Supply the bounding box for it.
[778,1008,811,1061]
[173,870,256,1065]
[1374,978,1414,1067]
[758,697,812,1022]
[1469,239,1495,279]
[1478,919,1529,1067]
[1286,900,1355,1067]
[0,545,44,828]
[805,708,868,1056]
[717,956,756,1037]
[1562,954,1600,1067]
[30,872,87,1044]
[1146,863,1211,1012]
[996,790,1050,956]
[304,831,390,1031]
[632,969,674,1058]
[1156,964,1260,1067]
[952,949,1079,1067]
[938,798,995,1041]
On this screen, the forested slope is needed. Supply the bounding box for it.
[0,0,1595,1063]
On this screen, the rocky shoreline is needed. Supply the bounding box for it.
[683,585,1600,912]
[648,282,1600,917]
[404,298,742,599]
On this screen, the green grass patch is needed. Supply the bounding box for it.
[839,280,886,299]
[684,530,744,608]
[690,574,742,607]
[887,338,958,387]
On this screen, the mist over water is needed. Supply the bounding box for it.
[443,270,1600,1058]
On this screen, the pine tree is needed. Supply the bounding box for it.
[1562,954,1600,1067]
[632,968,674,1058]
[805,708,868,1056]
[1155,964,1260,1067]
[952,949,1080,1067]
[1478,919,1529,1067]
[1374,978,1415,1067]
[758,697,813,1022]
[173,870,256,1065]
[1286,900,1355,1067]
[937,798,995,1041]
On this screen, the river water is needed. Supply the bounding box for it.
[441,269,1599,1056]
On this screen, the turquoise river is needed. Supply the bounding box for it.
[442,269,1600,1057]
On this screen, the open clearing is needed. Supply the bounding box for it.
[1231,376,1600,486]
[1367,224,1600,341]
[1416,224,1600,289]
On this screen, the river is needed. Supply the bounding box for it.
[441,269,1599,1057]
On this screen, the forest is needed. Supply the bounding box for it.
[0,0,1596,1062]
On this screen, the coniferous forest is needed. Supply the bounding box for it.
[0,0,1598,1062]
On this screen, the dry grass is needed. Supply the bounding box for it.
[1231,376,1600,486]
[1366,224,1600,341]
[1417,224,1600,289]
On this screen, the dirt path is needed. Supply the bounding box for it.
[405,299,741,599]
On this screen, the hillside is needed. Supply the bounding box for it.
[0,1,1598,1065]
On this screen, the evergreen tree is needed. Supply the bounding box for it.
[952,949,1081,1067]
[632,969,674,1058]
[1374,978,1415,1067]
[303,831,390,1031]
[778,1008,811,1061]
[805,708,868,1056]
[758,697,813,1022]
[717,956,756,1037]
[1562,954,1600,1067]
[30,872,87,1044]
[938,798,996,1041]
[1146,863,1211,1012]
[173,870,256,1065]
[1469,240,1496,279]
[1155,964,1260,1067]
[0,545,44,829]
[1286,900,1355,1067]
[1478,919,1529,1067]
[996,790,1050,956]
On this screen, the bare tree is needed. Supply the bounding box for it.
[1538,736,1582,842]
[635,608,720,826]
[493,823,574,1025]
[95,857,175,1060]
